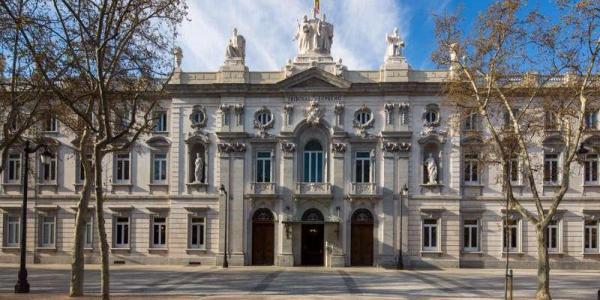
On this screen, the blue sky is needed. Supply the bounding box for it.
[178,0,558,72]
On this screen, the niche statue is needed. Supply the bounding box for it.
[194,153,204,183]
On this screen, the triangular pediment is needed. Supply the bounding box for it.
[277,67,351,90]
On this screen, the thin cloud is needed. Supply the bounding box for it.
[178,0,410,71]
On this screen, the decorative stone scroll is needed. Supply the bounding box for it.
[334,102,344,127]
[218,142,246,154]
[331,143,346,153]
[280,142,296,153]
[384,103,395,125]
[397,102,410,126]
[233,104,244,126]
[218,104,231,126]
[382,142,411,153]
[283,104,294,125]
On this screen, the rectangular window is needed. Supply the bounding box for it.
[543,154,559,184]
[152,217,167,248]
[40,216,55,248]
[503,219,519,252]
[6,215,20,247]
[463,219,479,252]
[355,151,371,183]
[463,154,479,184]
[189,216,206,249]
[585,111,598,129]
[584,220,598,252]
[154,111,168,132]
[509,158,520,183]
[77,154,93,183]
[545,111,557,130]
[44,117,58,132]
[84,219,93,249]
[504,108,519,128]
[304,151,323,182]
[40,156,57,183]
[7,153,21,183]
[545,220,559,252]
[464,112,477,130]
[114,217,130,248]
[422,219,438,251]
[152,153,168,183]
[256,151,272,183]
[115,153,131,183]
[585,154,599,184]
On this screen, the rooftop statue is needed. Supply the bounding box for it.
[385,27,405,58]
[225,28,246,62]
[294,14,334,55]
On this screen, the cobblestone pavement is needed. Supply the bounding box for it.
[0,264,598,299]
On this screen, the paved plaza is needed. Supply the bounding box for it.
[0,264,598,299]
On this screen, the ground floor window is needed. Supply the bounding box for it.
[152,216,167,248]
[84,218,93,249]
[463,219,479,252]
[584,220,598,252]
[545,220,559,252]
[503,219,519,252]
[5,215,20,247]
[114,217,130,248]
[422,219,438,251]
[189,216,206,249]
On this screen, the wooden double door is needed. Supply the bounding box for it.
[301,223,324,266]
[351,209,374,266]
[252,208,275,265]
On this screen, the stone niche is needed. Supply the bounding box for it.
[186,132,210,193]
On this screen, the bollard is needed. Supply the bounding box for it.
[506,269,513,300]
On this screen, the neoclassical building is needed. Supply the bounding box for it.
[1,12,600,269]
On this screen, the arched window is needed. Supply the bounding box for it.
[304,140,323,182]
[302,208,324,222]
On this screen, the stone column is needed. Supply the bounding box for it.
[398,148,410,268]
[330,142,346,267]
[380,144,397,266]
[277,142,295,266]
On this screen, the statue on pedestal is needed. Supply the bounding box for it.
[385,27,405,58]
[425,153,438,184]
[194,153,204,183]
[294,14,334,55]
[173,47,182,69]
[225,28,246,62]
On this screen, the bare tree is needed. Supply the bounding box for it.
[0,0,47,176]
[433,1,600,299]
[1,0,187,298]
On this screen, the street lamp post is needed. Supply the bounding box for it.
[397,184,408,270]
[219,184,229,268]
[15,141,53,294]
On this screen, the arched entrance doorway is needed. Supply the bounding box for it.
[252,208,275,265]
[351,208,374,266]
[301,208,324,266]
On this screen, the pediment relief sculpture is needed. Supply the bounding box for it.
[332,143,346,153]
[382,142,411,153]
[218,142,246,154]
[280,142,296,153]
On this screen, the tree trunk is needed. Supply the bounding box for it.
[536,226,551,300]
[70,131,92,297]
[94,150,110,300]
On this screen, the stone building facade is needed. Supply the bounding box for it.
[1,13,600,269]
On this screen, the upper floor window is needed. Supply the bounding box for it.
[545,111,558,130]
[463,219,479,252]
[39,154,57,184]
[424,109,439,124]
[584,220,598,253]
[463,112,478,131]
[77,154,93,183]
[509,157,520,184]
[256,151,272,183]
[255,110,273,126]
[114,153,131,183]
[543,153,559,184]
[6,153,21,183]
[303,140,323,183]
[152,153,167,183]
[586,110,598,129]
[584,154,599,184]
[191,109,206,128]
[355,151,371,183]
[44,116,58,132]
[503,108,519,129]
[355,110,372,126]
[153,111,168,132]
[463,154,479,184]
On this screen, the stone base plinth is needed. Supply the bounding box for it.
[276,254,294,267]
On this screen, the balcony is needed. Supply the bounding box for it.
[249,182,277,196]
[350,182,378,197]
[295,182,332,197]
